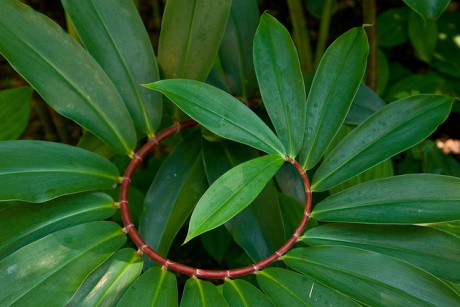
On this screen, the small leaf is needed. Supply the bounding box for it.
[223,279,273,307]
[300,27,369,169]
[254,12,306,157]
[284,246,460,306]
[185,154,285,243]
[403,0,450,21]
[145,79,286,156]
[312,94,452,191]
[408,11,438,63]
[180,277,228,307]
[377,7,409,47]
[0,141,119,203]
[345,84,386,126]
[0,86,32,140]
[311,174,460,224]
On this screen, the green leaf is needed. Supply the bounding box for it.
[185,154,285,243]
[300,27,369,169]
[223,279,273,307]
[0,86,32,140]
[408,11,438,63]
[302,223,460,282]
[254,12,306,158]
[62,0,162,134]
[180,277,228,307]
[145,79,286,156]
[158,0,232,81]
[377,7,409,47]
[312,94,452,191]
[67,248,143,306]
[118,267,178,307]
[284,246,460,306]
[0,141,119,203]
[0,221,126,306]
[0,192,115,259]
[403,0,450,21]
[256,267,359,307]
[345,84,386,126]
[311,174,460,224]
[0,0,136,154]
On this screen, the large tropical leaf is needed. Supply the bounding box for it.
[0,141,119,202]
[254,12,306,158]
[223,278,273,307]
[145,79,286,156]
[0,86,32,140]
[180,277,228,306]
[62,0,162,135]
[284,246,460,306]
[0,0,136,154]
[312,94,452,191]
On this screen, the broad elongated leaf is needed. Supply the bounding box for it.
[300,27,368,169]
[0,221,126,306]
[284,246,460,306]
[223,279,273,307]
[180,277,228,307]
[312,95,452,191]
[256,268,359,307]
[408,11,438,63]
[118,267,178,307]
[254,12,306,158]
[403,0,450,21]
[0,141,119,202]
[158,0,231,81]
[62,0,162,134]
[0,192,115,259]
[67,248,143,306]
[145,79,286,156]
[185,154,285,243]
[311,174,460,223]
[302,223,460,282]
[0,0,136,154]
[345,84,386,125]
[0,86,32,140]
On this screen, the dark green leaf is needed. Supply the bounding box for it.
[403,0,450,21]
[0,86,32,140]
[345,84,386,126]
[223,279,273,307]
[432,13,460,78]
[377,7,409,47]
[408,11,438,63]
[180,277,228,307]
[0,141,119,202]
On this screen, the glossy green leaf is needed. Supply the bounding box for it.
[145,79,286,156]
[300,27,369,169]
[0,0,136,154]
[223,279,273,307]
[0,141,119,202]
[140,131,207,265]
[0,221,126,306]
[254,12,306,158]
[185,154,285,243]
[312,95,452,191]
[62,0,162,135]
[345,84,386,126]
[180,277,228,307]
[302,223,460,282]
[377,7,409,47]
[0,86,32,140]
[67,248,143,306]
[403,0,450,21]
[118,267,178,307]
[312,174,460,224]
[408,11,438,63]
[0,192,115,259]
[158,0,231,81]
[284,246,460,306]
[256,267,359,307]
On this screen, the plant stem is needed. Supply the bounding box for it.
[287,0,314,72]
[314,0,334,67]
[363,0,378,91]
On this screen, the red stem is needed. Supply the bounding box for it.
[119,121,312,280]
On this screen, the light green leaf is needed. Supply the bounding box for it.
[0,192,115,259]
[312,94,452,191]
[68,248,143,306]
[0,86,32,140]
[117,267,178,307]
[185,154,285,243]
[0,0,136,154]
[302,223,460,282]
[0,141,119,203]
[180,277,228,307]
[158,0,231,81]
[62,0,162,134]
[145,79,286,156]
[300,27,369,169]
[223,279,273,307]
[284,246,460,306]
[254,12,306,157]
[256,267,359,307]
[408,11,438,63]
[403,0,450,21]
[0,221,126,306]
